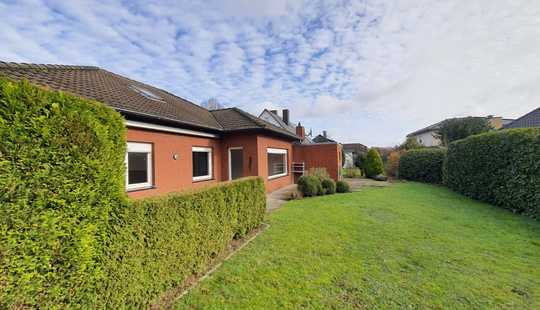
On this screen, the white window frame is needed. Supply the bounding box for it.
[126,142,153,191]
[192,146,213,181]
[267,148,288,180]
[228,147,244,181]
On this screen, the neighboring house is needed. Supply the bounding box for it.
[407,116,514,147]
[0,62,306,198]
[504,107,540,128]
[259,109,342,181]
[312,131,336,143]
[259,109,313,144]
[342,143,368,168]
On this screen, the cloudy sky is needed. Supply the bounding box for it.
[1,0,539,146]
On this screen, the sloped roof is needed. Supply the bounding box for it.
[211,108,299,139]
[0,61,223,130]
[504,107,540,128]
[0,61,299,140]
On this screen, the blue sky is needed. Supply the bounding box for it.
[1,0,539,146]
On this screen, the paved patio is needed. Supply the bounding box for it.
[266,178,390,211]
[266,184,298,211]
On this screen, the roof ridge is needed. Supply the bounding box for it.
[0,61,99,70]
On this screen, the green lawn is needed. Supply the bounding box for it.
[176,183,540,309]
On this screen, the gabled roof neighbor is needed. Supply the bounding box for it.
[211,108,299,140]
[504,107,540,128]
[0,61,299,140]
[312,134,337,143]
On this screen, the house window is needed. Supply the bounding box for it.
[126,142,153,191]
[267,148,288,179]
[192,147,213,181]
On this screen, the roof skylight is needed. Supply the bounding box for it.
[129,85,165,102]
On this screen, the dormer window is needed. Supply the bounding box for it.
[129,85,165,102]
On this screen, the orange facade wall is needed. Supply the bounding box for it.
[293,143,342,181]
[127,127,222,199]
[126,127,295,198]
[257,135,294,192]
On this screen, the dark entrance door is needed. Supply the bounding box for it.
[229,148,243,180]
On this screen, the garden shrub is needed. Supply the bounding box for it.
[336,180,351,193]
[100,177,265,308]
[444,128,540,219]
[0,78,127,308]
[399,148,446,184]
[297,175,322,197]
[364,148,385,177]
[321,178,336,195]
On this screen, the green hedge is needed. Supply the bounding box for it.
[100,177,265,308]
[399,148,446,184]
[0,78,127,307]
[444,128,540,219]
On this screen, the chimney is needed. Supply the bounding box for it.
[296,122,305,139]
[282,109,290,125]
[270,109,278,115]
[323,130,327,138]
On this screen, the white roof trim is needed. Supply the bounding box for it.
[126,120,219,138]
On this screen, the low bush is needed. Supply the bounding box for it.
[297,175,323,197]
[336,180,351,193]
[0,78,126,308]
[321,178,336,194]
[444,129,540,219]
[364,148,385,178]
[399,148,446,184]
[342,167,362,178]
[100,177,266,307]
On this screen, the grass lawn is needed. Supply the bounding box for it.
[176,182,540,309]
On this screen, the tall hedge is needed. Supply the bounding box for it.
[444,128,540,218]
[399,148,446,184]
[100,177,266,308]
[0,78,127,307]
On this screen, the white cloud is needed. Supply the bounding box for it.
[0,0,538,146]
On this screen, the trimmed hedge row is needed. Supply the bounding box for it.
[0,78,127,307]
[399,148,446,184]
[101,177,266,308]
[0,78,267,308]
[444,128,540,218]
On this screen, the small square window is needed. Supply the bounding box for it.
[126,142,153,191]
[192,147,212,181]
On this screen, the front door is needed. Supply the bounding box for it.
[229,148,244,180]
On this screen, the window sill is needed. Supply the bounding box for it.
[126,185,156,192]
[268,173,288,180]
[192,176,214,183]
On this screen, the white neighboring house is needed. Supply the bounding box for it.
[407,116,514,147]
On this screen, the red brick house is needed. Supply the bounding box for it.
[0,62,341,198]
